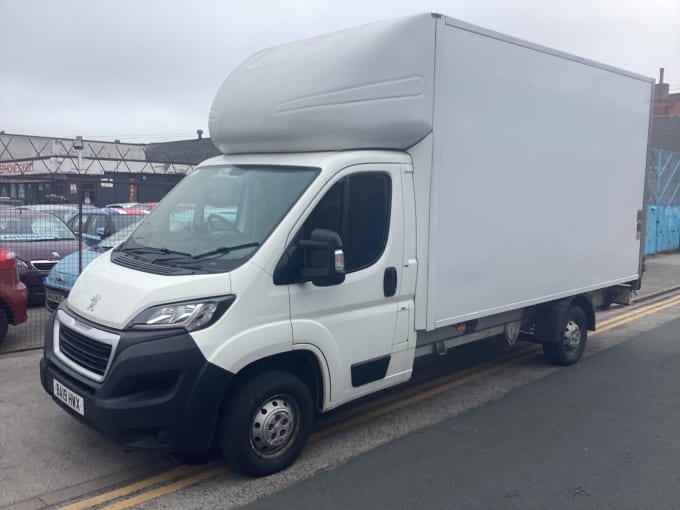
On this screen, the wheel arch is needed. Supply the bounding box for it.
[534,293,596,344]
[228,349,327,413]
[570,294,596,331]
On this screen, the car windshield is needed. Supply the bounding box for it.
[117,164,318,272]
[0,213,75,241]
[110,214,145,230]
[98,223,139,249]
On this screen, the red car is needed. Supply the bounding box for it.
[0,247,28,345]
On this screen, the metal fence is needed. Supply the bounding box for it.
[0,134,216,354]
[645,148,680,255]
[0,196,149,354]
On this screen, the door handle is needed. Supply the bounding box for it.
[383,267,397,297]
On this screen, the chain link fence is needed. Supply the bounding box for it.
[0,133,215,354]
[645,148,680,255]
[0,192,151,354]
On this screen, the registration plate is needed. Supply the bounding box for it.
[46,290,65,304]
[53,379,84,416]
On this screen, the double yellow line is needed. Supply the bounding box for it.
[59,293,680,510]
[592,293,680,336]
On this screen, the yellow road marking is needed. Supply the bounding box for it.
[596,294,680,328]
[65,291,680,509]
[96,466,230,510]
[315,348,536,431]
[91,352,540,510]
[313,351,542,440]
[593,296,680,336]
[58,465,200,510]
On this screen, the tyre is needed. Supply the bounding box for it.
[219,371,314,477]
[543,305,587,366]
[0,308,8,346]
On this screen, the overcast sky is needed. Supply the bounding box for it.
[1,0,678,142]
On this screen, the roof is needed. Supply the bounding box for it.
[145,138,220,165]
[650,117,680,152]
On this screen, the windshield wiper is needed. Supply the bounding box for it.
[159,242,261,265]
[122,246,192,259]
[191,242,260,260]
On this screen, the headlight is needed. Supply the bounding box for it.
[16,259,29,271]
[129,295,235,331]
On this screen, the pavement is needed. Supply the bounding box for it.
[243,316,680,510]
[637,252,680,302]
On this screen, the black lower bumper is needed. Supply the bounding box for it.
[40,308,233,451]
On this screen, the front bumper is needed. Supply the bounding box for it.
[40,307,233,451]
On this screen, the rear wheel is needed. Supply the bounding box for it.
[219,371,313,477]
[543,305,587,366]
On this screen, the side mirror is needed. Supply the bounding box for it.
[299,229,345,287]
[95,226,109,238]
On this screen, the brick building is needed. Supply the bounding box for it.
[654,68,680,117]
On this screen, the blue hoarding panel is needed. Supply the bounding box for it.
[645,206,657,255]
[646,205,680,255]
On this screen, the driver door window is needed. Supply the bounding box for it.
[302,172,391,273]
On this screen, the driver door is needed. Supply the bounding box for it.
[285,164,410,407]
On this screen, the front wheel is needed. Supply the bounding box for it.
[219,371,314,477]
[543,305,587,366]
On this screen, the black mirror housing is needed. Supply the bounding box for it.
[299,228,345,287]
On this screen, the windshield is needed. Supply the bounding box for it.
[98,223,140,249]
[110,214,145,230]
[117,164,318,272]
[0,213,75,241]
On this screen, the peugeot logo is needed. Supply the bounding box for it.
[51,251,60,258]
[87,294,101,312]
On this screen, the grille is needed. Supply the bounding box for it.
[59,325,112,376]
[32,260,58,271]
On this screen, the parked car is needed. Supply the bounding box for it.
[0,247,28,345]
[104,203,152,214]
[0,209,81,304]
[0,197,24,207]
[66,209,146,246]
[17,204,99,225]
[44,224,138,312]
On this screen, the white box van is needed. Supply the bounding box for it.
[40,13,653,476]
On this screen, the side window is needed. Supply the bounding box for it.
[89,215,108,235]
[68,214,89,232]
[302,172,391,273]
